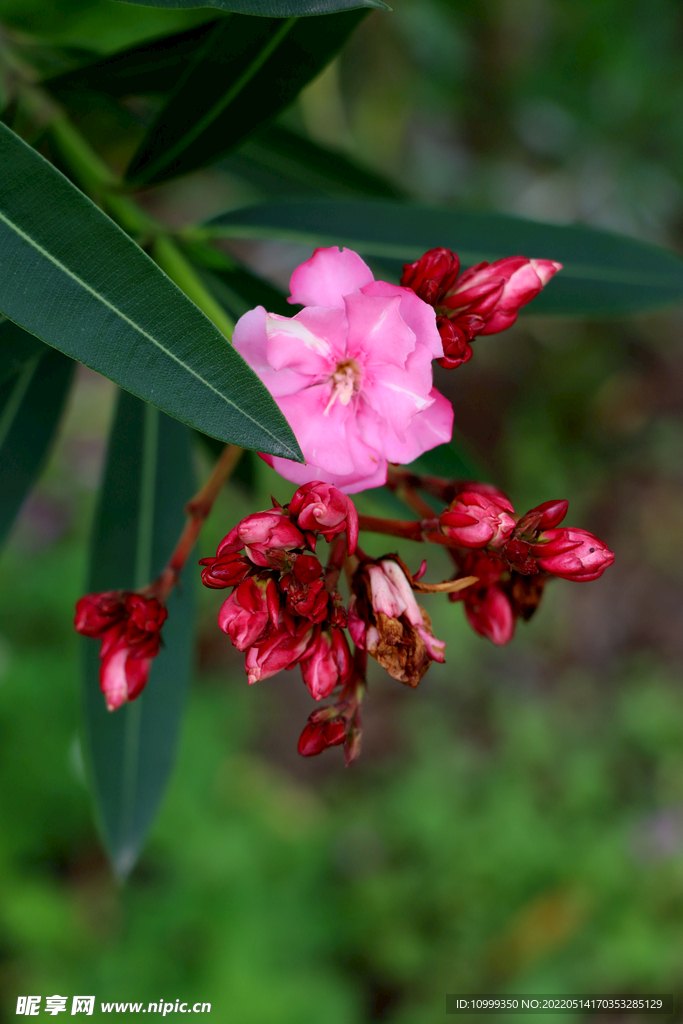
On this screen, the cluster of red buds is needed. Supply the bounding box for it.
[199,482,358,704]
[401,248,562,367]
[436,481,614,644]
[74,591,167,710]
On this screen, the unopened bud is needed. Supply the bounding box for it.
[400,248,460,305]
[440,491,516,549]
[530,528,614,582]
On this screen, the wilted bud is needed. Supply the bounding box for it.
[351,557,446,686]
[289,481,359,554]
[465,584,515,646]
[300,626,352,701]
[440,256,562,335]
[506,572,547,621]
[440,491,516,549]
[400,248,461,305]
[217,577,277,651]
[530,528,614,582]
[502,538,538,575]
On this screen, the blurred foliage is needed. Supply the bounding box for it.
[3,0,683,1019]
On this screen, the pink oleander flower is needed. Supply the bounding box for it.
[217,577,277,651]
[300,626,352,700]
[350,556,445,686]
[74,591,167,711]
[289,481,359,553]
[530,528,615,582]
[233,246,454,493]
[440,490,516,548]
[464,584,515,646]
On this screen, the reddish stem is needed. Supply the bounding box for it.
[152,444,243,602]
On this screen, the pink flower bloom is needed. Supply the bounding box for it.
[217,577,276,651]
[74,591,167,711]
[465,584,515,645]
[530,528,615,581]
[440,490,516,548]
[233,247,454,493]
[300,626,352,700]
[289,481,359,553]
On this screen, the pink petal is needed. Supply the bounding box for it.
[266,306,347,377]
[344,292,416,368]
[288,247,375,309]
[378,387,454,465]
[233,306,312,398]
[100,646,129,711]
[360,359,434,440]
[361,280,443,358]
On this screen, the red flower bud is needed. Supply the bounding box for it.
[75,591,167,711]
[279,554,329,623]
[217,577,275,651]
[435,316,480,370]
[297,716,347,756]
[530,528,614,582]
[515,499,569,536]
[198,551,253,589]
[440,491,516,549]
[74,591,127,637]
[300,626,352,701]
[289,481,359,554]
[245,623,314,684]
[440,256,562,335]
[465,584,515,646]
[502,538,539,575]
[400,248,461,305]
[215,509,305,569]
[448,552,505,600]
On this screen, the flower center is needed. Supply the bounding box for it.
[325,359,362,414]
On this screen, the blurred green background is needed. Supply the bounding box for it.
[2,0,683,1020]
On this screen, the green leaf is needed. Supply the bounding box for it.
[223,124,405,198]
[125,11,369,185]
[205,199,683,316]
[113,0,388,18]
[0,123,302,461]
[44,20,220,97]
[83,391,195,878]
[0,318,47,386]
[408,433,485,482]
[0,348,74,547]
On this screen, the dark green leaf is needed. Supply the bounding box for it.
[44,20,220,98]
[0,318,47,386]
[83,391,195,878]
[125,11,368,185]
[206,199,683,316]
[0,123,302,461]
[223,124,404,198]
[114,0,388,19]
[0,348,74,547]
[407,433,485,482]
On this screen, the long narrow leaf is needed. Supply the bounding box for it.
[44,20,219,98]
[125,11,367,185]
[83,391,195,878]
[206,199,683,316]
[0,123,302,460]
[0,317,47,385]
[114,0,388,17]
[0,348,74,547]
